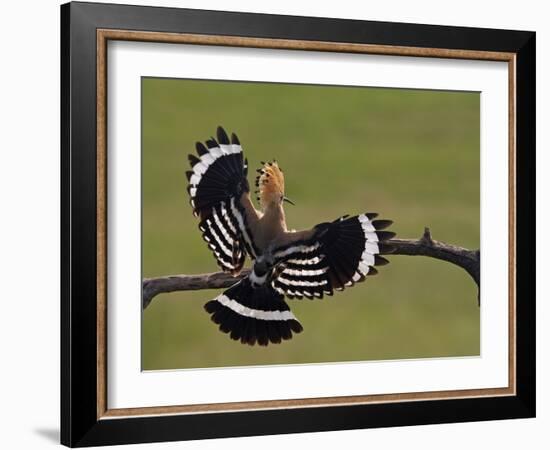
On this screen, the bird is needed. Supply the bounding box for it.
[185,126,395,346]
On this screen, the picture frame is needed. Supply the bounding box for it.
[60,1,535,447]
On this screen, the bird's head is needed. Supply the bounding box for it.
[255,160,294,211]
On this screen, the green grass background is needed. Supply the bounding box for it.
[142,78,480,370]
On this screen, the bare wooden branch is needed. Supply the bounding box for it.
[390,227,480,289]
[143,270,250,309]
[142,227,480,309]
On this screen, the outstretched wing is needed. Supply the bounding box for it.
[271,214,394,299]
[186,127,260,274]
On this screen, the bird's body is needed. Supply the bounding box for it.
[186,127,395,345]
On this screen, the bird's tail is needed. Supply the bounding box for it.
[204,277,303,346]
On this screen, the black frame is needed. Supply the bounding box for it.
[61,1,536,447]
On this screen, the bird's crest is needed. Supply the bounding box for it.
[255,160,285,209]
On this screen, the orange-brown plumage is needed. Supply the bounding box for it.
[256,160,285,211]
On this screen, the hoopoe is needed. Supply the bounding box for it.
[186,127,395,346]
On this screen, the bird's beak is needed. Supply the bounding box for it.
[283,196,295,206]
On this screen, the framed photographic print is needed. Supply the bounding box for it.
[60,1,536,447]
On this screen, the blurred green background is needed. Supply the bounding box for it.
[141,78,480,370]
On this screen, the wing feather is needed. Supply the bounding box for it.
[271,214,394,299]
[187,127,260,273]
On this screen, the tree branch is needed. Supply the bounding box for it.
[143,270,251,309]
[390,227,480,290]
[142,227,480,309]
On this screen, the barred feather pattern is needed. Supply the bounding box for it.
[186,127,255,274]
[204,278,303,346]
[186,127,248,219]
[271,214,395,299]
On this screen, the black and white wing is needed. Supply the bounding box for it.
[271,214,394,299]
[186,127,260,274]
